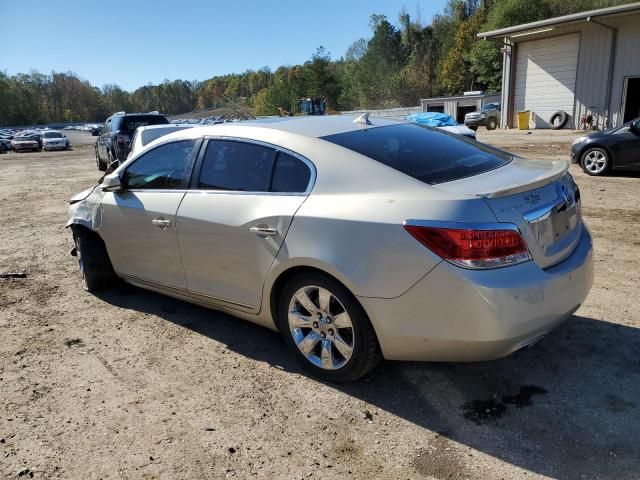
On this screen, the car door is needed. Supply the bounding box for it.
[615,119,640,169]
[99,139,201,288]
[176,139,314,311]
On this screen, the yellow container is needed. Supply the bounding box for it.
[517,110,530,130]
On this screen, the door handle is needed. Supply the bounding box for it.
[152,217,172,229]
[249,225,277,238]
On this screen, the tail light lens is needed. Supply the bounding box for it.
[403,223,531,269]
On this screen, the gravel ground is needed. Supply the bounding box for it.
[0,128,639,479]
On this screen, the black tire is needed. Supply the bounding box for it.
[71,226,117,292]
[486,117,498,130]
[96,146,107,171]
[580,147,610,176]
[550,111,568,130]
[277,272,381,382]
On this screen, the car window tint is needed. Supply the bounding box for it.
[270,152,311,193]
[197,140,275,192]
[124,140,196,190]
[120,115,169,133]
[141,126,185,146]
[322,124,511,184]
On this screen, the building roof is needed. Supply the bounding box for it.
[478,2,640,39]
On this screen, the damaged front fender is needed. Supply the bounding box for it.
[66,185,105,231]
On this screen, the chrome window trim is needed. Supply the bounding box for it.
[196,135,317,195]
[403,219,521,231]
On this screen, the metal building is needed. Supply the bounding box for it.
[478,2,640,129]
[420,92,501,123]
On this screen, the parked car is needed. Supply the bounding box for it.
[90,125,101,136]
[95,112,169,171]
[42,130,71,151]
[0,138,11,153]
[406,112,477,139]
[11,132,41,152]
[127,124,197,159]
[68,116,593,382]
[570,117,640,176]
[465,103,501,131]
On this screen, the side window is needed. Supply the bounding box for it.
[197,140,275,192]
[103,120,111,135]
[123,140,196,190]
[270,152,312,193]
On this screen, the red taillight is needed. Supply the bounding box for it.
[403,224,530,269]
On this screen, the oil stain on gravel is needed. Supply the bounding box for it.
[462,385,547,424]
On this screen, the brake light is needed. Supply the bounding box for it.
[403,223,531,269]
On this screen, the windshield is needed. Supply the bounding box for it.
[44,132,63,138]
[322,124,511,184]
[113,115,169,133]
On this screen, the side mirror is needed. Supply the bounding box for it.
[101,173,123,192]
[631,120,640,134]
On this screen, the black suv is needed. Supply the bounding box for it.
[95,112,169,171]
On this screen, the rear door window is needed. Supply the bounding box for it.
[197,140,276,192]
[322,124,511,184]
[270,152,311,193]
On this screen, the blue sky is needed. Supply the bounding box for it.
[0,0,447,91]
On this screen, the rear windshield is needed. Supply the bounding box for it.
[140,126,188,146]
[113,115,169,133]
[44,132,63,138]
[322,124,510,184]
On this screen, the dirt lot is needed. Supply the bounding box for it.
[1,128,639,479]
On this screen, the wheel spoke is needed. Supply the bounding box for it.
[333,332,353,360]
[295,289,319,315]
[318,288,331,313]
[333,312,351,329]
[320,339,334,369]
[297,331,321,356]
[288,311,312,328]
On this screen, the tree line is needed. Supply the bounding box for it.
[0,0,630,126]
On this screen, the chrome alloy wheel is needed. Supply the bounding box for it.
[287,286,354,370]
[583,150,607,174]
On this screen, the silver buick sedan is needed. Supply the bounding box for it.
[67,116,594,382]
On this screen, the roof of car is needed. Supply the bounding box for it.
[187,115,405,138]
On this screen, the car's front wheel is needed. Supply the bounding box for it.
[486,118,498,130]
[581,147,610,176]
[278,273,381,382]
[71,227,117,292]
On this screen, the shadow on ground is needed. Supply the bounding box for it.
[98,285,640,480]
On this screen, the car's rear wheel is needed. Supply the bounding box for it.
[278,273,381,382]
[486,118,498,130]
[72,227,117,292]
[581,147,610,176]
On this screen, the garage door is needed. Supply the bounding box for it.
[513,33,580,128]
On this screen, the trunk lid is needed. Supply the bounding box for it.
[435,158,583,269]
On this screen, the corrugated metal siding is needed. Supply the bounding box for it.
[513,33,580,128]
[574,22,612,130]
[503,13,640,129]
[608,15,640,127]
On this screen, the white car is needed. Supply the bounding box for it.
[42,130,70,151]
[127,124,197,159]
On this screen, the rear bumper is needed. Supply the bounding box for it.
[359,226,594,361]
